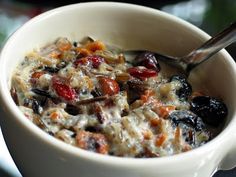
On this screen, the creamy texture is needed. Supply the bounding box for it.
[11,37,220,157]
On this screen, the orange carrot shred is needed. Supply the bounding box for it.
[31,71,45,79]
[141,89,155,103]
[50,112,59,120]
[150,118,160,127]
[157,105,176,118]
[143,130,153,140]
[85,41,106,52]
[155,133,167,147]
[76,47,91,56]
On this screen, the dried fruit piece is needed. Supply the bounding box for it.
[64,104,82,115]
[128,67,157,80]
[134,52,160,72]
[43,66,60,73]
[98,77,120,96]
[52,76,76,101]
[170,75,192,100]
[74,55,105,68]
[168,110,205,131]
[190,96,228,126]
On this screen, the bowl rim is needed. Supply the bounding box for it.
[1,1,236,168]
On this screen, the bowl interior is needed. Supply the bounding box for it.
[1,2,236,155]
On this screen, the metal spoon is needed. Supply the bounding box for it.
[124,22,236,76]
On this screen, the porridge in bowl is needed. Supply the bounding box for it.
[10,37,228,157]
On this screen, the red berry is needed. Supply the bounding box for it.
[98,77,120,96]
[128,67,157,80]
[74,55,105,68]
[52,76,76,101]
[134,52,160,72]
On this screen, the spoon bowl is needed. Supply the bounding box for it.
[123,22,236,76]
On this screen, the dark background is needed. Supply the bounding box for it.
[0,0,235,177]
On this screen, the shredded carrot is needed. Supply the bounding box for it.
[50,112,59,120]
[157,105,176,118]
[31,71,45,79]
[155,133,167,147]
[85,40,106,52]
[150,118,160,127]
[49,50,61,59]
[174,127,181,145]
[183,144,192,152]
[76,47,91,56]
[141,89,155,103]
[143,130,153,140]
[84,76,94,91]
[58,41,72,52]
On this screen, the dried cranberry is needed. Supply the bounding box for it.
[134,52,160,72]
[52,76,76,101]
[74,55,105,68]
[128,67,157,80]
[98,77,120,96]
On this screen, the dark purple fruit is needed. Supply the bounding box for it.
[134,52,160,72]
[32,88,51,98]
[43,66,60,73]
[168,110,205,131]
[170,75,192,100]
[64,104,82,115]
[190,96,228,126]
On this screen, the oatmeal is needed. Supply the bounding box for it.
[10,37,228,157]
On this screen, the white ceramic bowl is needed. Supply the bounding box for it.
[0,2,236,177]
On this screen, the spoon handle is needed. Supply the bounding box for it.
[183,22,236,71]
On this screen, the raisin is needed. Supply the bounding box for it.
[43,66,60,73]
[170,75,192,100]
[64,104,82,115]
[190,96,228,126]
[127,79,147,104]
[134,52,160,72]
[32,88,51,98]
[168,110,205,131]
